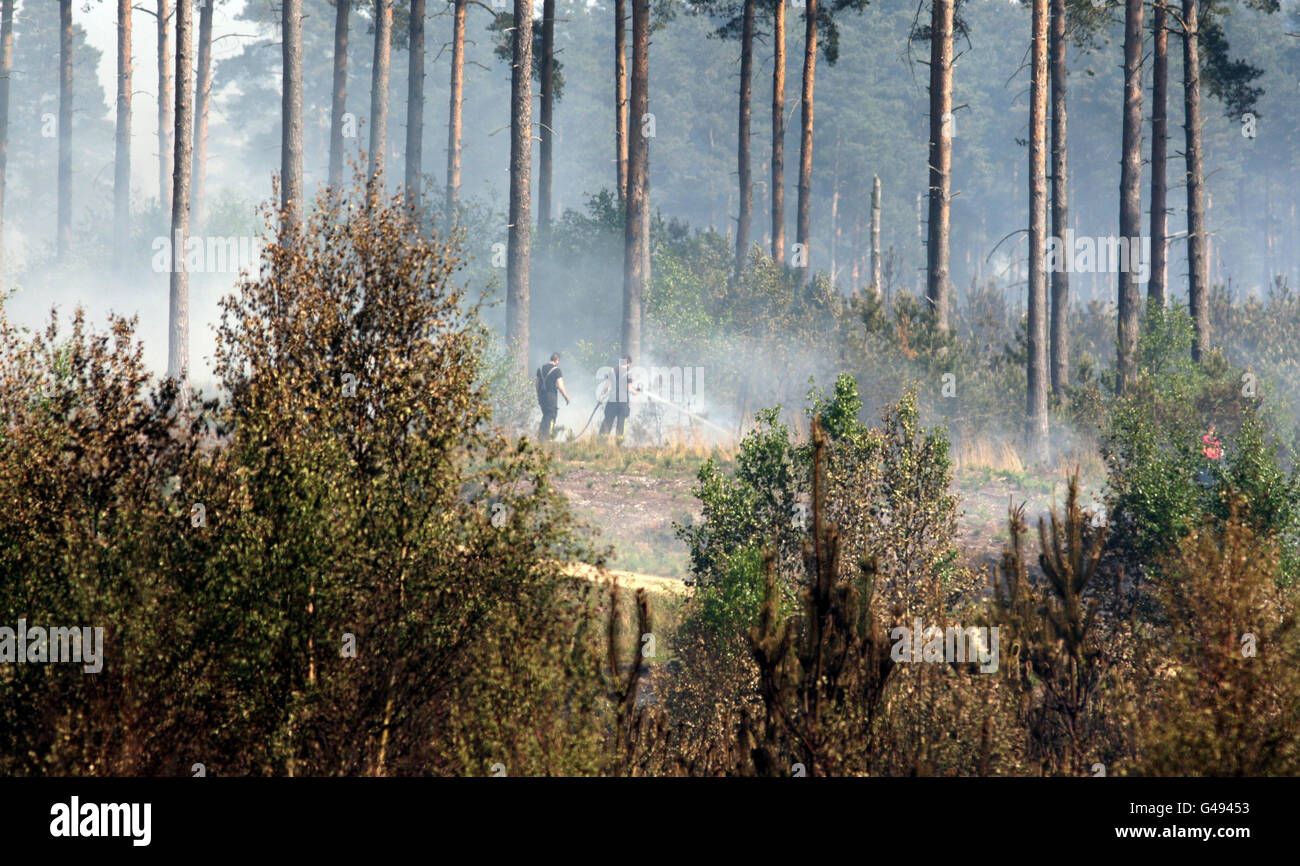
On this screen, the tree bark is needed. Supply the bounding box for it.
[796,0,817,281]
[328,0,351,195]
[157,0,172,213]
[508,0,534,376]
[114,0,132,268]
[446,0,465,216]
[57,0,73,258]
[405,0,426,207]
[1117,0,1144,392]
[771,0,785,262]
[1183,0,1210,361]
[623,0,650,360]
[169,0,194,391]
[615,0,628,201]
[369,0,393,184]
[870,174,881,297]
[1027,0,1049,462]
[1049,0,1068,398]
[192,0,213,233]
[926,0,953,332]
[734,0,755,281]
[0,0,13,289]
[539,0,555,232]
[1149,0,1168,307]
[282,0,303,229]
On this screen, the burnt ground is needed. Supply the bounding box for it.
[552,457,1107,586]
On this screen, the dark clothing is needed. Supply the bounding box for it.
[536,362,563,439]
[598,400,630,436]
[599,360,634,438]
[539,406,559,439]
[536,362,563,409]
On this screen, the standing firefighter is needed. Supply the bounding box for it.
[535,352,570,440]
[598,354,638,442]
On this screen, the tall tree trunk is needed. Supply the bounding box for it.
[192,0,213,233]
[169,0,194,391]
[282,0,303,229]
[1049,0,1068,398]
[870,174,881,296]
[539,0,555,232]
[114,0,132,268]
[157,0,172,213]
[734,0,755,281]
[926,0,953,332]
[508,0,534,376]
[770,0,785,262]
[57,0,73,259]
[1183,0,1210,360]
[369,0,393,184]
[405,0,426,207]
[0,0,12,289]
[1117,0,1144,391]
[446,0,465,216]
[796,0,817,281]
[328,0,351,195]
[1027,0,1049,462]
[615,0,628,201]
[623,0,650,360]
[1149,0,1168,307]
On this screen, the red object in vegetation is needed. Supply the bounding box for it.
[1202,427,1222,460]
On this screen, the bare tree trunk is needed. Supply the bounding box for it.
[57,0,73,259]
[771,0,785,263]
[508,0,534,376]
[405,0,426,207]
[1027,0,1049,462]
[0,0,12,289]
[192,0,213,233]
[157,0,172,213]
[169,0,194,391]
[615,0,628,201]
[734,0,755,281]
[282,0,303,229]
[446,0,465,216]
[871,174,881,296]
[623,0,650,360]
[796,0,817,281]
[369,0,393,184]
[1117,0,1143,392]
[1149,0,1168,307]
[328,0,351,195]
[1183,0,1210,361]
[539,0,555,232]
[1049,0,1068,398]
[114,0,132,268]
[926,0,953,332]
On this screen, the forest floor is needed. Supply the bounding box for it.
[550,442,1108,590]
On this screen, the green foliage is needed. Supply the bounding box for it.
[1103,303,1300,587]
[0,183,616,776]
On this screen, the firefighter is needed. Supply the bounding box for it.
[535,352,570,440]
[598,354,638,442]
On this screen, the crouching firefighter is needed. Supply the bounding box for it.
[535,352,570,440]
